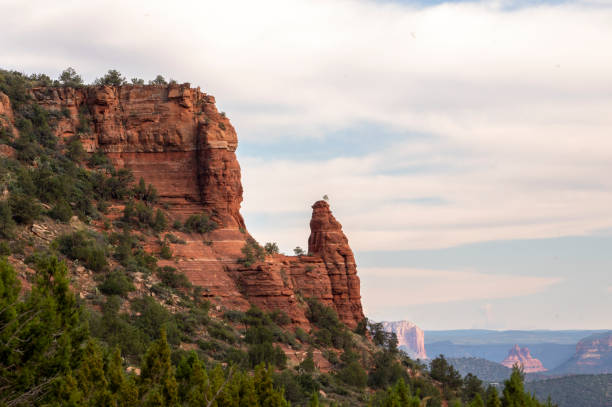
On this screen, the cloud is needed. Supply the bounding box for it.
[2,0,612,251]
[240,135,612,251]
[358,267,563,311]
[481,303,494,328]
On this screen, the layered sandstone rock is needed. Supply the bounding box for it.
[22,84,365,328]
[501,345,547,373]
[555,332,612,374]
[381,321,427,359]
[307,200,364,327]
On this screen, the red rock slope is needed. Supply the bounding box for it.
[21,84,365,328]
[501,344,547,373]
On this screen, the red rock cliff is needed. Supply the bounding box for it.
[21,84,365,328]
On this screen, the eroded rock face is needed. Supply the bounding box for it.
[501,345,547,373]
[556,332,612,374]
[307,200,364,327]
[30,85,244,227]
[381,321,427,359]
[23,84,365,328]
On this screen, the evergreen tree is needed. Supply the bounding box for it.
[463,373,485,402]
[0,200,15,238]
[107,347,139,407]
[185,357,212,407]
[95,69,127,86]
[0,256,87,406]
[73,340,112,405]
[58,67,83,87]
[254,364,289,407]
[502,367,529,407]
[486,386,502,407]
[470,393,485,407]
[309,391,320,407]
[139,329,179,406]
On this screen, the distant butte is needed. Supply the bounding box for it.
[501,344,547,373]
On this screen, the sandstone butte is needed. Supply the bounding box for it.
[381,321,427,360]
[557,331,612,374]
[0,84,365,329]
[501,344,547,373]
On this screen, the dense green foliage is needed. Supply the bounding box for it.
[0,255,86,406]
[0,257,290,406]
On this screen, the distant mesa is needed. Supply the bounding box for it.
[554,331,612,374]
[381,320,427,359]
[501,344,547,373]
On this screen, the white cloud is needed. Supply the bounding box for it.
[2,0,612,251]
[240,135,612,251]
[359,267,563,310]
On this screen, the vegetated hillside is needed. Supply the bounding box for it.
[526,374,612,407]
[427,341,576,370]
[0,68,560,407]
[448,357,512,383]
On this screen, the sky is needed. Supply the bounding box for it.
[1,0,611,330]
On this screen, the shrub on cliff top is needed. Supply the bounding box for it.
[58,67,83,87]
[264,242,280,255]
[149,75,167,85]
[94,69,127,86]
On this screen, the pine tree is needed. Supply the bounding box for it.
[502,367,528,407]
[254,364,289,407]
[309,391,320,407]
[139,329,179,406]
[0,200,15,238]
[238,372,259,407]
[486,386,502,407]
[395,378,411,405]
[185,357,212,407]
[107,347,138,407]
[470,393,485,407]
[0,255,88,406]
[74,340,112,405]
[134,178,147,200]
